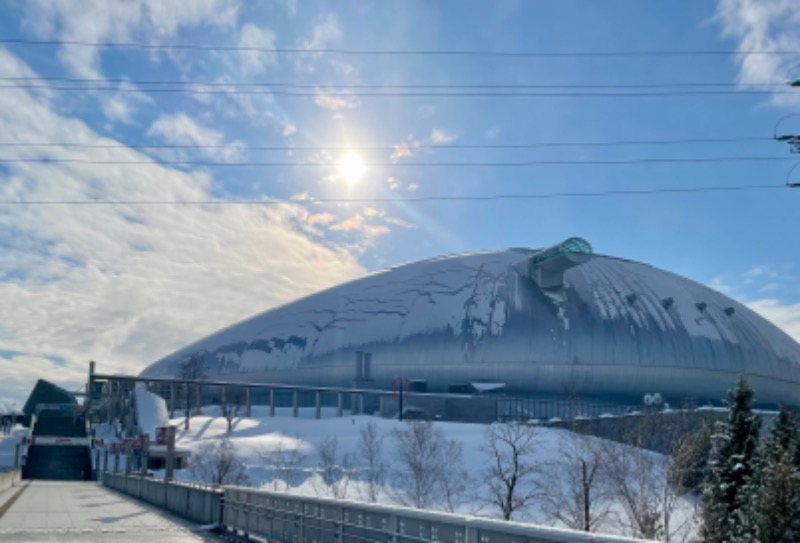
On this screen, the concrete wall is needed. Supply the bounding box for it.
[0,470,20,493]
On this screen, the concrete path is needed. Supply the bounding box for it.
[0,480,221,541]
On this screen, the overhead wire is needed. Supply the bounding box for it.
[0,185,786,206]
[0,136,773,151]
[0,156,794,167]
[2,38,799,57]
[0,75,790,89]
[0,83,796,97]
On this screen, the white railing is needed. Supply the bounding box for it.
[102,472,653,543]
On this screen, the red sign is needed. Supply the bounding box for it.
[391,376,411,400]
[155,426,167,446]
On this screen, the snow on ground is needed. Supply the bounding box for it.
[134,388,169,439]
[164,406,699,540]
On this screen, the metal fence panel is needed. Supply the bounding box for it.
[102,473,652,543]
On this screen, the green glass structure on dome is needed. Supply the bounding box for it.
[530,237,593,265]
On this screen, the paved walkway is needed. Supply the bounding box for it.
[0,480,221,541]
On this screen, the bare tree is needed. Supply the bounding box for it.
[357,421,387,503]
[601,415,699,542]
[189,437,249,486]
[314,436,353,499]
[391,420,468,510]
[539,433,612,532]
[179,354,206,417]
[440,438,472,513]
[603,440,665,539]
[220,386,245,433]
[482,422,541,520]
[259,437,308,491]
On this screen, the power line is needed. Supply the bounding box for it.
[0,156,794,167]
[0,185,785,206]
[2,38,799,58]
[1,83,797,98]
[0,75,789,89]
[0,136,772,152]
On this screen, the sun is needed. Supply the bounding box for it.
[338,151,366,185]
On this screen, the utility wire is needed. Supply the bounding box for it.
[0,75,789,89]
[0,185,785,206]
[2,38,799,57]
[0,156,794,167]
[0,136,772,152]
[1,83,797,97]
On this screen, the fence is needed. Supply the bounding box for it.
[102,472,651,543]
[102,472,223,524]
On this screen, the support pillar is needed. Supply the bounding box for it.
[140,434,150,478]
[124,442,132,474]
[315,391,321,419]
[245,387,252,418]
[184,382,190,430]
[269,389,275,417]
[165,425,176,481]
[169,382,176,418]
[195,383,202,416]
[292,390,299,418]
[337,393,344,417]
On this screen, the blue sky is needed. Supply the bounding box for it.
[0,0,799,404]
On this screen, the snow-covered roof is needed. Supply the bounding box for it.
[141,245,800,406]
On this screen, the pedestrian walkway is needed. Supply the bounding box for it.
[0,480,221,541]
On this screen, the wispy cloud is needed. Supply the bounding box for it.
[313,91,359,110]
[295,13,343,73]
[101,81,154,124]
[0,49,365,405]
[715,0,800,107]
[147,112,244,161]
[238,23,277,76]
[430,129,459,144]
[24,0,240,79]
[307,212,336,225]
[747,299,800,343]
[330,214,364,231]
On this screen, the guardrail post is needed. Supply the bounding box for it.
[114,449,120,473]
[14,443,20,469]
[315,391,321,420]
[337,393,343,417]
[245,387,251,418]
[292,390,299,418]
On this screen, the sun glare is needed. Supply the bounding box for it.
[338,151,366,185]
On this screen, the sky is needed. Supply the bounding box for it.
[0,0,799,405]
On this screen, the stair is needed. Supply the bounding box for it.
[23,413,92,480]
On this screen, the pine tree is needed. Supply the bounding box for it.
[701,377,762,543]
[751,406,800,543]
[753,449,800,543]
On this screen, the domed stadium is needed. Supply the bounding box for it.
[140,238,800,408]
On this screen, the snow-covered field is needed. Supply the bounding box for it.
[160,406,699,541]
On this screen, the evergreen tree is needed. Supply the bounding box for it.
[701,377,762,543]
[753,449,800,543]
[751,406,800,543]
